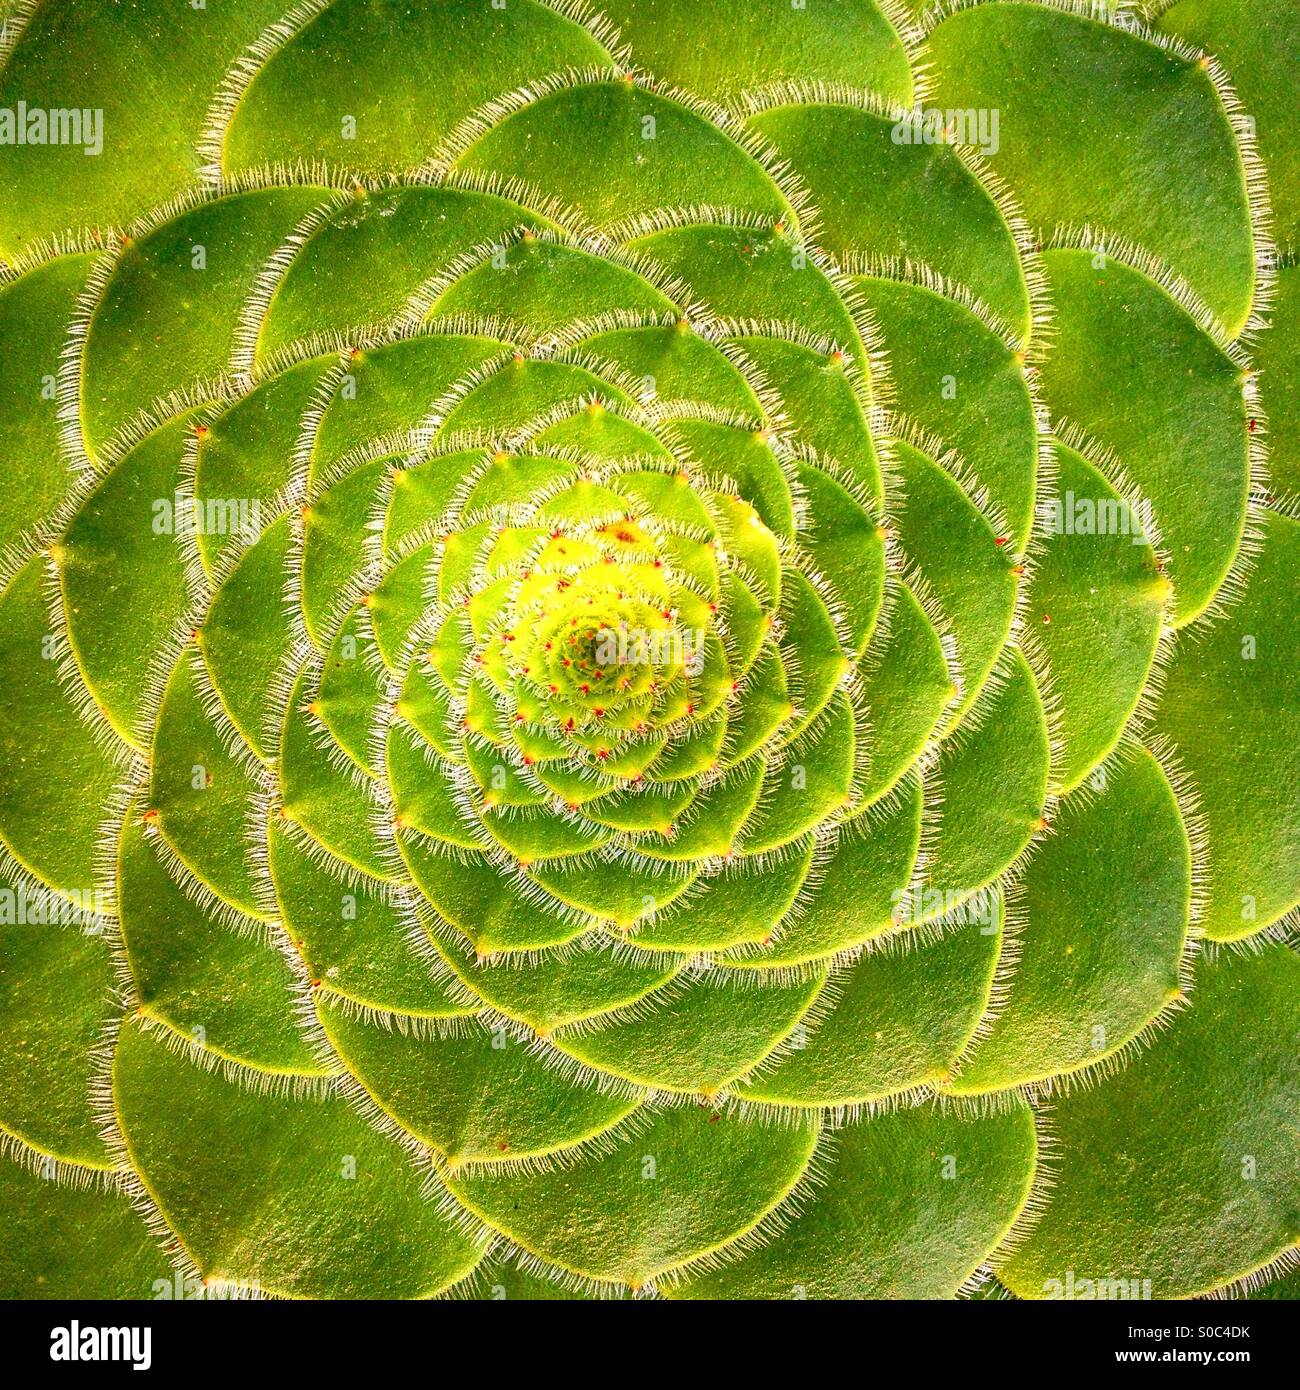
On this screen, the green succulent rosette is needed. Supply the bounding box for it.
[0,0,1297,1301]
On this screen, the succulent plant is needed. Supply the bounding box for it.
[1,0,1297,1303]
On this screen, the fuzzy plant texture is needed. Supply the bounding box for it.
[0,0,1297,1304]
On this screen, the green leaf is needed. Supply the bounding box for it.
[278,665,393,881]
[918,648,1049,905]
[0,918,114,1169]
[556,968,826,1095]
[721,773,922,970]
[1029,444,1167,790]
[260,187,551,355]
[673,1101,1037,1299]
[267,813,470,1020]
[1158,0,1300,254]
[202,517,295,760]
[950,743,1190,1095]
[593,0,912,107]
[449,1104,819,1288]
[749,101,1031,337]
[631,838,814,953]
[0,1153,171,1299]
[118,812,322,1077]
[82,189,324,450]
[735,899,1001,1108]
[0,0,292,249]
[114,1016,484,1298]
[0,558,121,891]
[61,418,195,743]
[997,943,1300,1299]
[224,0,614,177]
[318,1000,639,1168]
[428,927,682,1036]
[857,275,1038,545]
[923,1,1256,332]
[892,440,1019,726]
[457,81,791,229]
[0,253,96,550]
[1255,264,1300,504]
[1154,511,1300,941]
[855,579,953,806]
[1038,248,1248,626]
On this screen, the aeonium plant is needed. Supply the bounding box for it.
[0,0,1296,1301]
